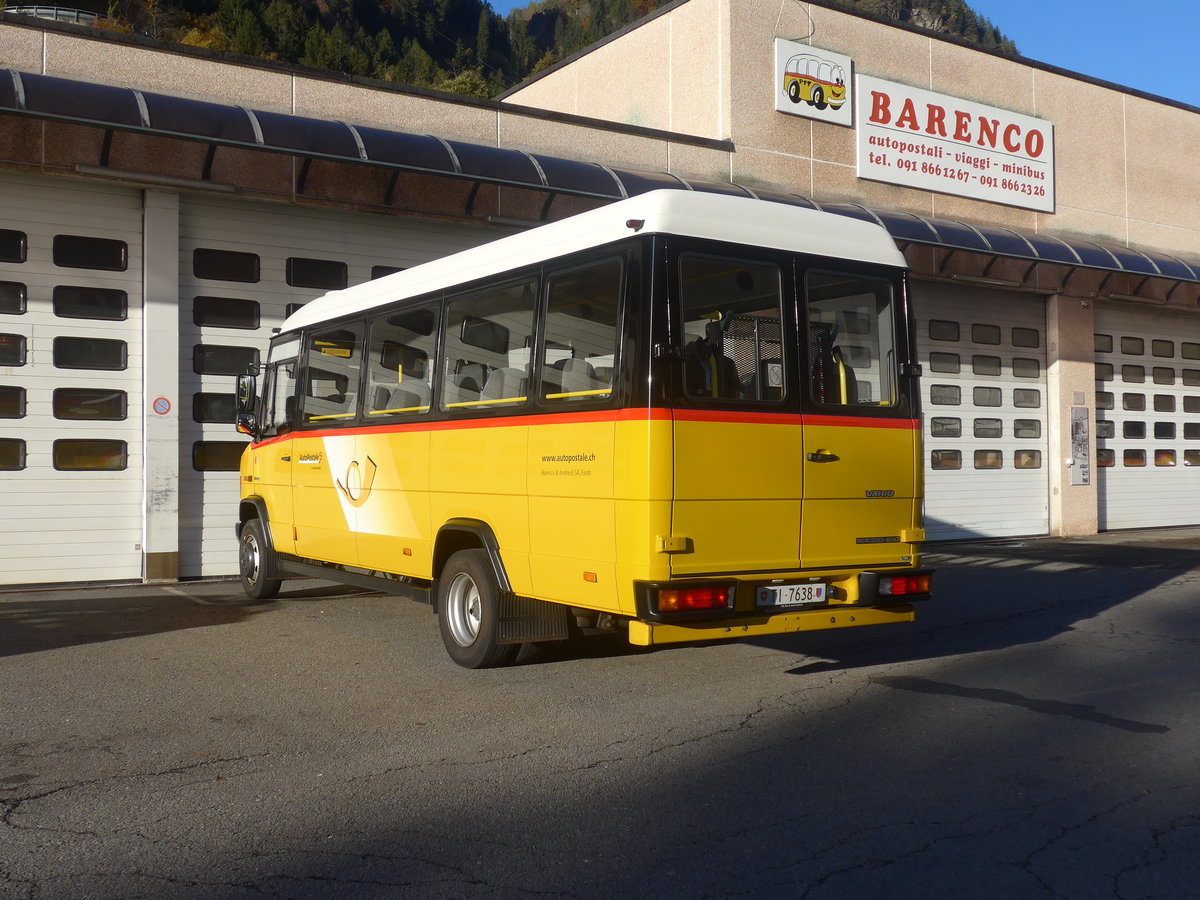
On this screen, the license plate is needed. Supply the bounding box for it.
[757,583,827,608]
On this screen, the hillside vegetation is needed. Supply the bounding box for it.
[57,0,1018,98]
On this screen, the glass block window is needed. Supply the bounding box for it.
[0,385,25,418]
[1153,394,1176,412]
[1154,422,1176,440]
[974,449,1003,469]
[930,385,961,406]
[1012,358,1040,378]
[53,439,127,470]
[1096,391,1114,410]
[1152,340,1174,358]
[0,229,26,264]
[1182,343,1200,360]
[1097,448,1115,467]
[1186,423,1200,440]
[0,333,25,366]
[1014,450,1042,469]
[1096,420,1115,439]
[1013,419,1041,439]
[286,257,347,290]
[973,418,1002,438]
[1185,450,1200,466]
[53,234,127,271]
[972,356,1001,376]
[1123,449,1146,467]
[1120,336,1144,355]
[1122,393,1145,411]
[1123,421,1145,439]
[1013,389,1041,408]
[0,438,25,470]
[930,449,961,470]
[928,320,959,342]
[972,324,1001,345]
[193,344,259,376]
[1152,367,1175,385]
[0,281,26,314]
[193,392,236,423]
[1094,333,1113,353]
[52,286,127,321]
[928,352,960,374]
[194,248,260,283]
[192,441,247,471]
[53,388,127,420]
[1012,327,1040,348]
[1154,449,1176,467]
[929,417,961,437]
[1095,363,1114,382]
[974,387,1002,407]
[193,296,260,329]
[1121,365,1145,383]
[53,337,127,370]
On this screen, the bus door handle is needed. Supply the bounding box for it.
[280,455,291,462]
[807,450,840,463]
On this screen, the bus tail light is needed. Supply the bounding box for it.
[636,581,737,620]
[658,585,733,612]
[877,572,933,597]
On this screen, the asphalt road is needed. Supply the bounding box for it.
[2,530,1199,899]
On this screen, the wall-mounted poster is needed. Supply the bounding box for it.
[856,74,1055,212]
[774,39,854,128]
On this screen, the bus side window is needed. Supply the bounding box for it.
[302,325,364,424]
[365,304,438,417]
[441,278,537,410]
[540,257,622,403]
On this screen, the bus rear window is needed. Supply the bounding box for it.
[806,271,898,408]
[678,254,785,403]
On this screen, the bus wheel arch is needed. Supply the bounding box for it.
[436,548,520,668]
[238,515,282,601]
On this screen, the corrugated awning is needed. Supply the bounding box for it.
[4,67,1199,284]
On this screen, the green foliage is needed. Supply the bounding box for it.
[80,0,1017,97]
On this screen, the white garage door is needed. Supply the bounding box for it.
[0,172,145,585]
[915,282,1049,541]
[179,196,499,577]
[1094,303,1200,530]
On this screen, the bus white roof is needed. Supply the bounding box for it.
[280,189,906,334]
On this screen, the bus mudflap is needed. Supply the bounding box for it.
[496,592,572,645]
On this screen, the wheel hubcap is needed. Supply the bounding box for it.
[446,572,481,647]
[241,535,261,584]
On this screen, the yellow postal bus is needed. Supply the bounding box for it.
[234,190,931,667]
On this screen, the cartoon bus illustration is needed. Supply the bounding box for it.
[783,53,847,111]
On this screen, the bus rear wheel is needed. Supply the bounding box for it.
[239,518,281,601]
[437,549,520,669]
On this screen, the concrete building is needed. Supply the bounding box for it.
[1,0,1198,586]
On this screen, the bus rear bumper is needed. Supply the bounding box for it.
[627,604,915,647]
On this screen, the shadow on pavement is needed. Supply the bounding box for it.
[0,580,373,658]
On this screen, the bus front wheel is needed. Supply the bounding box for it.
[239,518,282,601]
[437,549,520,669]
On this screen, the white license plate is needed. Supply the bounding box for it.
[757,583,827,608]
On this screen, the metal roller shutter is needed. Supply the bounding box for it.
[0,172,144,585]
[178,196,497,577]
[1094,303,1200,530]
[915,282,1049,540]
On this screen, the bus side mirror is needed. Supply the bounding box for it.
[236,412,257,436]
[236,374,257,413]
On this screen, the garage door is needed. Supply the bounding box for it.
[179,196,498,577]
[1094,303,1200,530]
[0,172,145,585]
[915,282,1049,541]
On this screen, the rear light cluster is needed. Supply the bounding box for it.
[879,572,933,596]
[657,585,734,613]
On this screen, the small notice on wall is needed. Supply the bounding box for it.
[856,75,1055,212]
[774,39,854,128]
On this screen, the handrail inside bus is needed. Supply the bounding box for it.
[544,389,612,400]
[369,405,431,415]
[445,396,527,409]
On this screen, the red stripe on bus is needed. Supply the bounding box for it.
[248,407,919,448]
